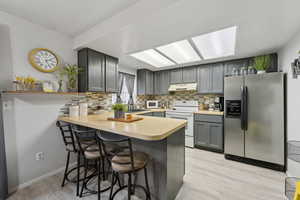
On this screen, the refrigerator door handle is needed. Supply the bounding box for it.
[240,86,245,130]
[244,86,248,130]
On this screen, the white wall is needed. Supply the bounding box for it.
[0,11,77,191]
[278,29,300,177]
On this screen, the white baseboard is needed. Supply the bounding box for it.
[8,162,77,194]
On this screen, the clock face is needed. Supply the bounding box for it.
[29,48,59,73]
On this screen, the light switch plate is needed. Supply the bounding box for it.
[3,101,12,111]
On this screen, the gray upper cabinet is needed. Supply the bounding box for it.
[182,67,197,83]
[154,71,161,95]
[78,48,118,93]
[105,55,118,93]
[211,63,224,93]
[197,65,211,94]
[78,48,105,92]
[154,70,170,95]
[170,69,182,84]
[224,59,249,77]
[137,70,146,95]
[137,69,154,95]
[197,63,224,94]
[160,70,170,94]
[145,70,154,95]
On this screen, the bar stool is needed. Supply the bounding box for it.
[98,133,151,200]
[72,127,121,200]
[56,121,81,193]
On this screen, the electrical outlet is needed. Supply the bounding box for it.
[3,101,12,111]
[35,152,44,161]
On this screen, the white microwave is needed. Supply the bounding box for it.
[146,100,159,109]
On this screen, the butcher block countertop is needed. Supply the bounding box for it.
[194,110,224,116]
[58,111,187,141]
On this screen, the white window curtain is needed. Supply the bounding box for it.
[112,72,135,104]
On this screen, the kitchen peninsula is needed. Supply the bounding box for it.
[58,111,187,200]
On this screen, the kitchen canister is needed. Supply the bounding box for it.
[69,105,79,117]
[79,103,88,116]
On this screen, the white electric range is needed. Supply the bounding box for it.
[166,101,198,148]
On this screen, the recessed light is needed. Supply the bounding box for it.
[192,26,237,59]
[156,40,201,64]
[130,49,175,67]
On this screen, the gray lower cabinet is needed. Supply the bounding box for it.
[152,111,165,117]
[194,114,223,152]
[138,111,165,117]
[137,69,154,95]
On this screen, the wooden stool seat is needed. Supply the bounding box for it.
[112,151,149,173]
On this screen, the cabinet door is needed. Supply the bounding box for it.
[88,50,105,92]
[197,66,211,94]
[152,112,165,117]
[105,55,118,93]
[170,69,182,84]
[154,71,161,95]
[140,112,153,116]
[160,70,170,94]
[78,49,88,92]
[211,64,224,94]
[208,123,223,150]
[182,67,197,83]
[194,122,209,147]
[137,70,146,95]
[145,70,154,95]
[224,59,249,77]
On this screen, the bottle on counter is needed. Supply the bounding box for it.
[79,102,88,116]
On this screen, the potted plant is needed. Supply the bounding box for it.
[62,64,82,92]
[112,104,127,119]
[254,55,271,74]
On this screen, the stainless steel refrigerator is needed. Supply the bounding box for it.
[224,72,285,170]
[0,93,8,199]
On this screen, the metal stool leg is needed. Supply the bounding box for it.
[144,168,151,200]
[97,159,101,200]
[61,151,71,187]
[109,172,115,200]
[76,152,81,196]
[80,158,88,197]
[128,173,132,200]
[132,172,138,195]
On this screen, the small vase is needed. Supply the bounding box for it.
[114,110,124,119]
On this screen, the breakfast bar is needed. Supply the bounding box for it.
[58,111,187,200]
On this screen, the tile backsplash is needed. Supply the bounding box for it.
[136,91,221,109]
[60,93,113,116]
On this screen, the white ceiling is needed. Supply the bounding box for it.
[0,0,139,36]
[1,0,300,70]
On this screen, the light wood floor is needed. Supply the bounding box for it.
[7,148,286,200]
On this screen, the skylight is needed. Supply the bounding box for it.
[192,26,237,59]
[130,26,237,67]
[156,40,201,64]
[130,49,175,68]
